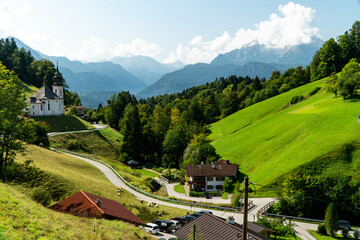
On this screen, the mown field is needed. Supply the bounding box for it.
[34,115,94,132]
[0,182,151,240]
[209,79,360,186]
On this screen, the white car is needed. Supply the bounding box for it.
[143,223,159,235]
[169,220,181,230]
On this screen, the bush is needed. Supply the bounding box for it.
[354,229,359,239]
[317,224,327,235]
[179,180,184,185]
[66,139,82,150]
[32,187,51,206]
[223,178,234,193]
[208,191,222,197]
[222,192,228,199]
[290,95,304,104]
[341,227,349,238]
[309,87,321,96]
[189,190,204,197]
[143,178,160,192]
[257,217,295,236]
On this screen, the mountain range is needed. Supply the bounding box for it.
[137,38,323,98]
[13,37,323,107]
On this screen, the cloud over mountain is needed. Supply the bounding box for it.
[166,2,319,64]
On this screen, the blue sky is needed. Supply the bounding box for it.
[0,0,359,64]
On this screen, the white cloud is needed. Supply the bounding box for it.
[165,2,319,64]
[0,0,31,37]
[112,38,165,58]
[74,37,108,61]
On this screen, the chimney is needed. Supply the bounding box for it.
[227,216,235,224]
[226,159,230,164]
[95,199,102,208]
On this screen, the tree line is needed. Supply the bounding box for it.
[86,64,312,170]
[0,38,81,106]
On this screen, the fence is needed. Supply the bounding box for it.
[51,148,238,212]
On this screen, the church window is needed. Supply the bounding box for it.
[40,105,43,111]
[55,89,57,94]
[48,103,50,111]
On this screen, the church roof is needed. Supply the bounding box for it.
[29,86,62,103]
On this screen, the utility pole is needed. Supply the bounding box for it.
[242,176,249,240]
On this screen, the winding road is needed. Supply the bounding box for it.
[53,149,317,240]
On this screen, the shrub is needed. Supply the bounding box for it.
[223,178,234,193]
[143,178,160,192]
[341,227,349,238]
[257,217,295,236]
[324,203,339,237]
[290,95,304,104]
[309,87,321,96]
[179,180,184,185]
[66,139,82,150]
[222,192,228,199]
[32,187,51,206]
[317,224,327,235]
[354,229,359,239]
[189,190,204,197]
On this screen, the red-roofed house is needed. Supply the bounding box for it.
[185,159,239,192]
[50,190,145,226]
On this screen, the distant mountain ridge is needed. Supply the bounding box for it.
[110,55,184,85]
[137,39,324,98]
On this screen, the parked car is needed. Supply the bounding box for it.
[152,219,174,233]
[170,216,187,225]
[184,215,196,222]
[338,220,351,230]
[198,210,213,215]
[143,223,159,235]
[189,212,202,218]
[169,220,182,230]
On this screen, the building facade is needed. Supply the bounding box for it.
[185,159,239,192]
[28,67,64,117]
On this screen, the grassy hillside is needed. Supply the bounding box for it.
[15,144,186,219]
[34,115,95,132]
[208,79,360,186]
[19,81,38,98]
[0,183,150,240]
[50,128,122,161]
[49,128,161,194]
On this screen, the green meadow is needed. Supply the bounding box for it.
[34,115,95,132]
[209,79,360,185]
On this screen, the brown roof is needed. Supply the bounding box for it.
[75,106,86,109]
[174,213,270,240]
[185,160,238,177]
[50,191,145,225]
[247,222,276,234]
[29,86,61,102]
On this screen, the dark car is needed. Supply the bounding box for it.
[198,210,213,215]
[184,215,196,222]
[190,212,202,218]
[152,219,174,233]
[170,217,187,225]
[338,220,351,230]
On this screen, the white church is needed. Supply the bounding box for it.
[28,67,65,117]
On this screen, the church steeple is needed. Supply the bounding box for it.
[52,61,64,98]
[53,61,63,86]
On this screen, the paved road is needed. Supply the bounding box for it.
[58,150,317,239]
[47,123,107,137]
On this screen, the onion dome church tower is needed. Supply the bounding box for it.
[52,64,64,98]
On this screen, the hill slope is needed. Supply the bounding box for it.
[0,182,148,239]
[208,79,360,185]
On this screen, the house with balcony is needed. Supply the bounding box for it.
[185,159,239,192]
